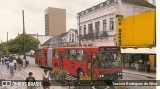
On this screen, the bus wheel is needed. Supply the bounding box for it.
[54,63,58,68]
[39,61,42,68]
[77,69,84,80]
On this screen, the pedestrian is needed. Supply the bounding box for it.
[4,56,7,64]
[42,69,50,89]
[138,59,143,71]
[1,57,4,65]
[9,60,15,77]
[135,60,138,71]
[129,58,132,67]
[147,59,151,73]
[22,57,26,69]
[26,72,36,89]
[13,58,17,70]
[6,59,10,70]
[17,57,22,70]
[0,57,1,65]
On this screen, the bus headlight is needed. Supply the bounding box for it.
[98,75,104,77]
[118,73,122,75]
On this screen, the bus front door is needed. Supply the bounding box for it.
[59,51,64,69]
[86,52,97,80]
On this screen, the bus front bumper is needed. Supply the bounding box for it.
[97,73,122,80]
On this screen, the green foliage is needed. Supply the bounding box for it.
[0,34,40,54]
[60,70,67,75]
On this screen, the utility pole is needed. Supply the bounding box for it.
[78,14,81,47]
[7,32,8,42]
[22,10,26,60]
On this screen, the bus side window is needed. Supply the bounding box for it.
[65,50,70,59]
[38,50,43,56]
[76,50,84,61]
[53,50,58,58]
[70,50,76,60]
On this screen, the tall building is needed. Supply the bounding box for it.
[45,7,66,36]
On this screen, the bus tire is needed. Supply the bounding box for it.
[39,61,42,68]
[77,69,84,80]
[54,63,58,68]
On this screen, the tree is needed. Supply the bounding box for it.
[7,34,40,54]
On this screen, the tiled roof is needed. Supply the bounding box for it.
[122,0,156,8]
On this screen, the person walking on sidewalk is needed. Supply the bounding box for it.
[42,69,50,89]
[1,57,4,65]
[135,60,138,71]
[13,58,17,70]
[6,59,10,70]
[22,57,26,69]
[26,72,36,89]
[138,59,143,71]
[0,57,1,65]
[17,57,22,70]
[147,59,151,73]
[9,60,15,77]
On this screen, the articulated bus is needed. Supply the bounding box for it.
[35,46,122,80]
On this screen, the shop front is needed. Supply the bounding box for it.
[120,48,156,71]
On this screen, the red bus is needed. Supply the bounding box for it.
[35,46,122,80]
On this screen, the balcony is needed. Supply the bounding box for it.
[81,31,109,40]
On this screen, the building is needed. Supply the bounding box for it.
[61,29,78,46]
[28,34,52,47]
[151,0,156,5]
[77,0,155,46]
[117,10,156,70]
[147,0,156,5]
[45,7,66,36]
[77,0,156,71]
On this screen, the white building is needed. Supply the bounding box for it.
[61,29,78,46]
[29,34,52,47]
[77,0,155,46]
[147,0,156,5]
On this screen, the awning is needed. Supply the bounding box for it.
[121,47,156,54]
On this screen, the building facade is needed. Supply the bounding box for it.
[148,0,156,5]
[77,0,156,70]
[61,29,78,46]
[77,0,155,46]
[45,7,66,36]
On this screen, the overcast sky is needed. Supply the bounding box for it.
[0,0,107,42]
[0,0,154,42]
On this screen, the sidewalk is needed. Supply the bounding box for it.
[123,69,156,79]
[19,56,69,89]
[0,64,25,89]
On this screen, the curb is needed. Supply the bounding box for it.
[123,72,156,79]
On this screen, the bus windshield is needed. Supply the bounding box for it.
[96,53,121,68]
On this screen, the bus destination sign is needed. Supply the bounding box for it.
[99,47,120,52]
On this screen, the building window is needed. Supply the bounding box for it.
[79,26,82,35]
[153,0,155,5]
[110,18,114,31]
[95,21,100,37]
[69,34,72,42]
[72,34,74,42]
[84,25,86,35]
[103,20,107,31]
[88,23,94,37]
